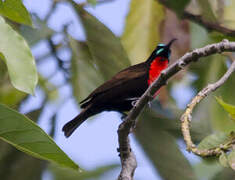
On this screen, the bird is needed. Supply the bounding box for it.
[62,39,176,137]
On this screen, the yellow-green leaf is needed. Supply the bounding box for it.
[0,103,79,170]
[0,0,32,26]
[216,97,235,122]
[122,0,164,65]
[0,16,37,94]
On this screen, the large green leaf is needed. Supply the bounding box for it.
[135,109,197,180]
[0,16,37,94]
[122,0,164,65]
[69,36,103,102]
[50,164,118,180]
[71,3,130,79]
[0,103,79,170]
[215,97,235,122]
[0,0,32,26]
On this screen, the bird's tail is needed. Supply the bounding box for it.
[62,107,95,137]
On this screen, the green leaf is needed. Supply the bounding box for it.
[193,161,223,180]
[122,0,164,65]
[0,16,38,94]
[211,168,235,180]
[215,97,235,122]
[197,132,230,150]
[87,0,97,6]
[50,164,118,180]
[72,3,130,80]
[219,152,230,168]
[20,15,55,46]
[135,108,197,180]
[228,150,235,170]
[69,36,103,102]
[0,0,32,26]
[0,103,79,170]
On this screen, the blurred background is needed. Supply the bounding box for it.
[0,0,235,179]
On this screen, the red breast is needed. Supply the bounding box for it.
[148,57,168,97]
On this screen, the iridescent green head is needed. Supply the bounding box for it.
[155,39,177,59]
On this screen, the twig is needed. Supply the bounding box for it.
[157,0,235,36]
[117,39,235,180]
[181,61,235,156]
[182,11,235,36]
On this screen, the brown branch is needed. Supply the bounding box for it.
[181,60,235,156]
[157,0,235,36]
[117,39,235,180]
[182,11,235,36]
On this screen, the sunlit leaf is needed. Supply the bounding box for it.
[215,97,235,122]
[50,164,118,180]
[223,0,235,29]
[228,150,235,170]
[72,3,130,79]
[0,16,37,94]
[0,103,79,170]
[122,0,164,65]
[68,36,103,102]
[197,132,230,150]
[0,0,32,26]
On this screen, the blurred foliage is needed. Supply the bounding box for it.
[0,0,32,26]
[0,0,235,179]
[50,164,118,180]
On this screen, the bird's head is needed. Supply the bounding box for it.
[154,38,177,59]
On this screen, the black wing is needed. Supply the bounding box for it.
[80,62,148,107]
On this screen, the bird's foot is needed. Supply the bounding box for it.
[117,147,131,157]
[126,97,140,107]
[120,113,127,120]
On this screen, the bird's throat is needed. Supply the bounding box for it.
[148,57,168,96]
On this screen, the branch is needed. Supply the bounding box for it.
[117,39,235,180]
[181,60,235,156]
[182,11,235,36]
[157,0,235,36]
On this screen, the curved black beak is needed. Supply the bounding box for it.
[166,38,177,49]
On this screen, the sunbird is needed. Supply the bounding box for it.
[63,39,176,137]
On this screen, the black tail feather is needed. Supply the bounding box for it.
[62,108,93,137]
